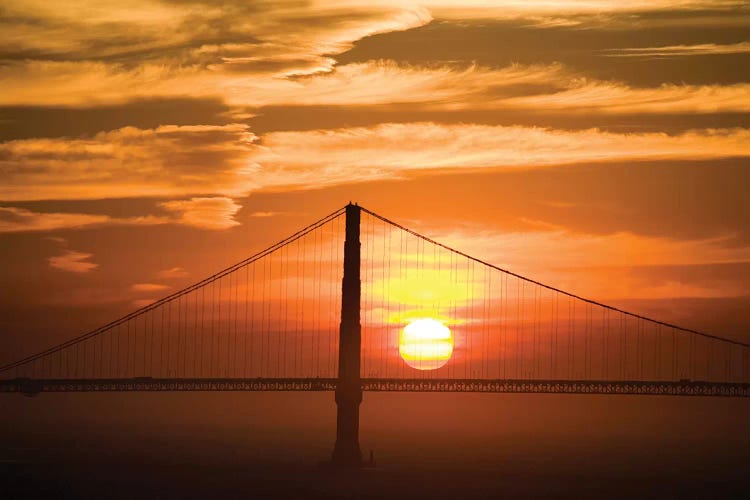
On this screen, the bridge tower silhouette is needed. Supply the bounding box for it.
[2,203,750,467]
[332,203,363,467]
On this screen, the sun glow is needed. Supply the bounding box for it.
[398,318,453,370]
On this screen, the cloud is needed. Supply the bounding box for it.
[602,42,750,57]
[0,59,558,108]
[2,0,428,70]
[247,123,750,190]
[2,123,749,209]
[277,63,750,116]
[499,81,750,114]
[239,61,564,108]
[0,203,241,233]
[2,0,739,76]
[6,58,748,120]
[0,206,168,233]
[421,0,745,15]
[422,224,750,300]
[336,1,746,22]
[0,2,432,106]
[156,267,189,279]
[44,236,68,244]
[131,283,170,292]
[250,211,282,218]
[0,125,251,229]
[160,197,242,230]
[0,124,256,202]
[48,250,97,273]
[0,207,110,232]
[1,0,747,120]
[399,1,750,29]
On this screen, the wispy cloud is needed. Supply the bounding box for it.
[248,123,750,191]
[3,0,739,73]
[3,124,749,210]
[160,197,242,230]
[156,267,189,279]
[0,207,111,232]
[427,224,750,300]
[250,211,282,218]
[422,0,746,15]
[0,203,241,233]
[6,57,749,117]
[0,2,432,106]
[0,59,562,108]
[0,124,256,202]
[602,42,750,57]
[340,1,748,23]
[0,206,167,233]
[1,0,747,119]
[499,81,750,114]
[44,236,68,244]
[48,250,97,273]
[131,283,170,292]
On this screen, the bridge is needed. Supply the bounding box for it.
[2,203,749,466]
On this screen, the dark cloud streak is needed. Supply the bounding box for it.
[0,98,232,141]
[249,105,750,135]
[337,15,750,86]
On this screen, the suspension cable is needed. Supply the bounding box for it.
[359,206,750,349]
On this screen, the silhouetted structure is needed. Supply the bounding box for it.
[2,203,750,468]
[331,203,362,467]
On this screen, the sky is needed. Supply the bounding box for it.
[1,0,749,358]
[1,0,750,481]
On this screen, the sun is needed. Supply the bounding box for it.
[398,318,453,370]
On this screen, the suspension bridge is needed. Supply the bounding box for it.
[2,203,749,466]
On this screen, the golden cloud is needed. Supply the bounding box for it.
[602,42,750,57]
[2,123,749,207]
[0,0,431,90]
[0,207,111,232]
[3,59,748,119]
[131,283,170,292]
[0,60,558,108]
[500,82,750,114]
[249,124,750,190]
[156,267,190,279]
[0,206,169,233]
[160,197,243,230]
[48,250,98,273]
[329,1,745,21]
[0,124,256,202]
[407,224,750,300]
[1,0,746,120]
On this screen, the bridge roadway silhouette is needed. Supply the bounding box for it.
[5,377,748,397]
[2,203,750,466]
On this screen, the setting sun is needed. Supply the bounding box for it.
[398,318,453,371]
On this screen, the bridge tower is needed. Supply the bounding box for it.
[331,203,363,467]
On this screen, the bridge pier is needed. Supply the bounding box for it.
[331,203,363,468]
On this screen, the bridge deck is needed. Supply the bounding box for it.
[2,377,749,397]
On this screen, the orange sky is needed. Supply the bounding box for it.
[3,4,750,486]
[1,0,750,364]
